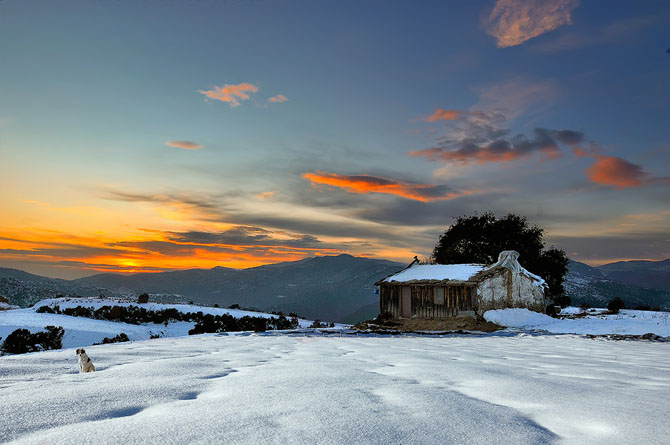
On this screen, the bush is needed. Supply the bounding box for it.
[1,326,64,354]
[553,295,571,308]
[137,293,149,304]
[579,302,591,311]
[228,304,240,310]
[34,326,64,350]
[40,304,299,334]
[309,320,324,328]
[96,333,130,344]
[608,297,625,314]
[36,305,56,314]
[1,329,36,354]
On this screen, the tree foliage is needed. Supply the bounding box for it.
[432,212,569,298]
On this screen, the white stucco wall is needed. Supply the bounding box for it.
[475,269,544,314]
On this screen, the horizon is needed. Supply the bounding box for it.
[1,0,669,280]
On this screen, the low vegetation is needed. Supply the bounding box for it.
[1,326,64,355]
[607,297,625,314]
[95,333,130,345]
[36,304,299,333]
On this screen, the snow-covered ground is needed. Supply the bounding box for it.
[485,307,670,336]
[1,332,669,444]
[0,298,334,348]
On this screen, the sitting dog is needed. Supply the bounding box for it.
[76,348,96,373]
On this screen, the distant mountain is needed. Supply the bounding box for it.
[597,259,670,291]
[564,260,670,309]
[0,268,127,307]
[73,255,404,322]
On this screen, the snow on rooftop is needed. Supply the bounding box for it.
[384,264,485,283]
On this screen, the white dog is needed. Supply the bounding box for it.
[76,348,96,373]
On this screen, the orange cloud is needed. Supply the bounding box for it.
[166,140,203,150]
[485,0,580,48]
[425,109,461,122]
[198,83,259,107]
[303,172,470,202]
[268,94,288,103]
[586,155,647,188]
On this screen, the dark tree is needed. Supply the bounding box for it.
[137,293,149,304]
[432,212,569,299]
[607,297,625,314]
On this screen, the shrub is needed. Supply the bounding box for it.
[1,326,64,354]
[137,293,149,304]
[309,320,324,328]
[553,295,571,308]
[97,333,130,344]
[34,326,64,350]
[545,305,558,318]
[36,305,56,314]
[608,297,625,314]
[2,329,36,354]
[579,302,591,311]
[228,304,241,310]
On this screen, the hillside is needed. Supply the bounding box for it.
[564,260,670,309]
[598,258,670,291]
[0,268,127,308]
[73,255,404,322]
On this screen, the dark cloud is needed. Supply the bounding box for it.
[164,227,322,249]
[411,128,585,165]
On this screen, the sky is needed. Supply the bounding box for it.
[0,0,669,279]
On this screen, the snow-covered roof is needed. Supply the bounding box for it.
[379,251,546,286]
[383,264,485,283]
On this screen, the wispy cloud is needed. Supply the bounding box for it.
[198,83,259,107]
[485,0,580,48]
[268,94,288,103]
[303,172,470,202]
[476,78,557,119]
[256,191,277,200]
[534,15,661,52]
[166,140,203,150]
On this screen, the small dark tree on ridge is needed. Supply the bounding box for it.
[432,212,569,302]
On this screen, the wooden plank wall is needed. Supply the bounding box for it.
[380,284,475,319]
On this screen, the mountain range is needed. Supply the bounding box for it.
[1,255,668,322]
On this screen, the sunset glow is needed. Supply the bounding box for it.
[0,0,668,279]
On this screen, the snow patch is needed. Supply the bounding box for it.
[484,307,670,336]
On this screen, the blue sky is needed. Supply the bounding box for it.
[0,0,668,278]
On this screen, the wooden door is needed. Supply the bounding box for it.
[401,286,411,318]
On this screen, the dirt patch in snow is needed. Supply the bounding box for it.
[355,316,503,333]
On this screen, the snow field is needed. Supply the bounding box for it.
[1,333,669,444]
[484,307,670,336]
